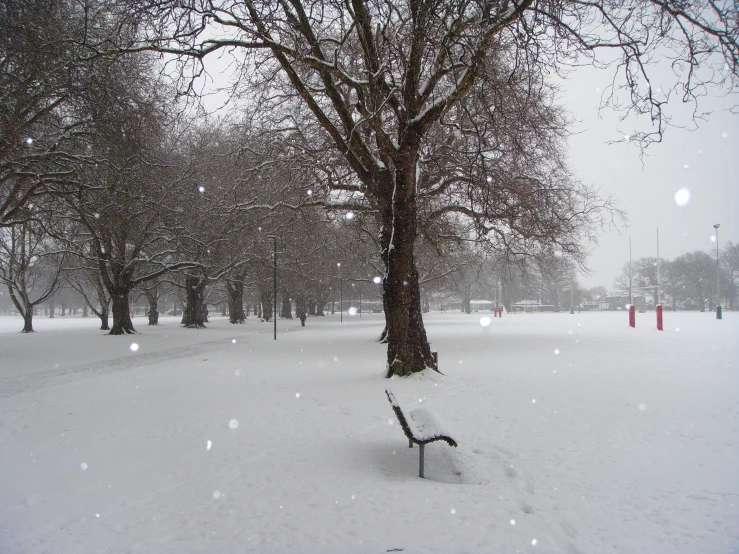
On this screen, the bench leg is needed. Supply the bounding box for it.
[419,444,425,478]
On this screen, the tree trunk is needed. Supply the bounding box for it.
[146,290,159,325]
[281,294,293,319]
[227,279,246,324]
[99,305,110,331]
[182,275,207,328]
[260,288,273,322]
[21,310,34,333]
[462,293,471,314]
[379,166,436,378]
[82,304,88,317]
[295,293,306,319]
[109,293,135,334]
[49,301,55,318]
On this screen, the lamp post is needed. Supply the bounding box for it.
[337,262,342,323]
[267,235,277,339]
[714,224,721,319]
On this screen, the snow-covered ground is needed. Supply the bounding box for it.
[1,310,737,554]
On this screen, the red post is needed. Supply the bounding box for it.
[629,305,636,328]
[493,309,497,318]
[656,305,663,331]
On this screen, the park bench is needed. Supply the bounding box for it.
[385,388,458,478]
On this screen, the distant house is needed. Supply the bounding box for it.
[511,299,556,312]
[470,299,494,311]
[597,293,646,311]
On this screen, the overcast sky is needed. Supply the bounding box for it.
[196,49,737,291]
[561,66,738,289]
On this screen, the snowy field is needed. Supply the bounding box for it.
[1,310,737,554]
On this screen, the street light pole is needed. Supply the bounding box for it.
[267,235,277,339]
[337,262,342,323]
[714,223,721,319]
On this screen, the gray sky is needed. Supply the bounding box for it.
[561,66,738,289]
[195,52,737,292]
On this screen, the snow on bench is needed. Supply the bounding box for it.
[385,388,458,478]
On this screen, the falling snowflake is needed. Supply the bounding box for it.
[373,276,382,284]
[388,419,394,425]
[333,356,339,362]
[345,211,355,220]
[25,137,34,145]
[480,316,491,327]
[213,491,222,499]
[639,403,647,412]
[450,508,457,514]
[554,349,560,355]
[235,370,241,376]
[295,393,301,398]
[674,188,691,206]
[228,419,239,430]
[232,339,237,344]
[532,539,538,546]
[510,519,517,526]
[129,343,139,352]
[80,462,88,471]
[532,399,537,404]
[206,440,212,451]
[198,186,205,193]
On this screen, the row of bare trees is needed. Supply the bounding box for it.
[2,1,737,376]
[613,243,739,311]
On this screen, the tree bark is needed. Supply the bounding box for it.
[99,305,110,330]
[227,279,246,324]
[109,293,135,334]
[281,294,293,319]
[379,166,436,378]
[260,288,273,321]
[146,289,159,325]
[182,275,207,328]
[21,310,34,333]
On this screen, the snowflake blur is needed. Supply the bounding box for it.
[480,316,491,327]
[129,343,139,352]
[674,188,691,206]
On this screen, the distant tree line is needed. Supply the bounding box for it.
[611,244,739,312]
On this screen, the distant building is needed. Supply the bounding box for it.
[597,293,646,311]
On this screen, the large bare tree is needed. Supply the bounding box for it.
[96,0,737,375]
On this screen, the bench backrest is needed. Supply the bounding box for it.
[385,388,457,447]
